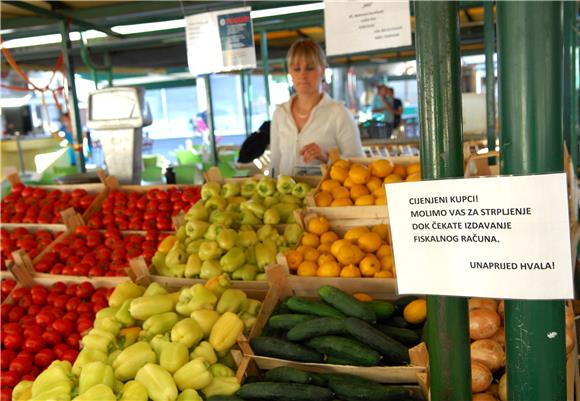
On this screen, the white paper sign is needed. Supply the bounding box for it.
[185,7,256,76]
[386,173,573,300]
[324,0,412,56]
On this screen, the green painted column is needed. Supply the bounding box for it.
[204,75,218,167]
[496,2,567,400]
[260,31,271,119]
[563,1,577,171]
[59,21,86,172]
[484,2,496,164]
[240,70,250,137]
[414,3,471,400]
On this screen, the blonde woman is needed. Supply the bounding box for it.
[269,39,363,177]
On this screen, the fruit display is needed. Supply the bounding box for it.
[150,177,310,280]
[313,158,420,207]
[0,228,59,271]
[251,286,425,368]
[233,366,423,401]
[1,185,96,224]
[85,187,201,231]
[33,226,165,277]
[284,214,395,278]
[0,280,109,400]
[11,278,263,401]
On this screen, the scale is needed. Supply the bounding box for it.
[87,87,152,184]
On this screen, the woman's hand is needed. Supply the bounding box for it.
[300,143,328,163]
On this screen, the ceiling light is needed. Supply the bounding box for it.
[1,30,107,49]
[251,2,324,19]
[112,20,186,35]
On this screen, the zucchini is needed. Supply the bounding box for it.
[327,380,421,401]
[322,373,377,386]
[264,367,311,384]
[287,317,346,342]
[250,336,323,363]
[344,318,410,365]
[268,314,316,330]
[308,372,327,387]
[369,300,395,321]
[286,297,345,319]
[305,335,382,367]
[377,325,420,346]
[239,382,334,401]
[325,355,359,366]
[318,285,376,322]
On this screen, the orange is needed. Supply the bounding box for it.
[296,245,315,255]
[315,191,333,206]
[340,264,361,278]
[355,194,375,206]
[350,184,369,200]
[301,232,320,248]
[374,270,394,278]
[373,186,386,198]
[384,174,403,184]
[359,254,381,277]
[376,244,393,258]
[331,198,353,207]
[348,164,371,184]
[406,173,421,182]
[403,299,427,324]
[375,196,387,205]
[333,159,351,170]
[307,216,329,235]
[318,253,337,266]
[304,248,321,262]
[406,162,421,176]
[317,261,341,277]
[344,227,369,242]
[372,224,390,241]
[336,244,359,265]
[331,186,350,200]
[358,232,383,253]
[320,231,339,244]
[393,164,407,179]
[370,159,394,178]
[330,239,351,257]
[343,177,356,189]
[320,179,341,192]
[330,165,349,183]
[285,250,303,270]
[380,256,394,271]
[366,176,383,192]
[297,261,318,276]
[353,292,374,302]
[317,243,332,253]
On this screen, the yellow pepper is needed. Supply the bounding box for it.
[209,312,244,352]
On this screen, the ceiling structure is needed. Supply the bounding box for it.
[0,1,491,76]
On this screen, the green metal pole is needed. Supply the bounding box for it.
[240,70,250,137]
[204,75,218,167]
[573,13,578,174]
[59,20,86,173]
[104,52,113,87]
[247,72,253,131]
[484,2,496,164]
[260,31,271,120]
[414,3,471,400]
[496,2,567,400]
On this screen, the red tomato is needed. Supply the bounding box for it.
[19,316,36,327]
[76,301,94,315]
[61,349,78,364]
[1,388,11,401]
[75,282,94,299]
[18,294,33,309]
[26,304,41,316]
[93,300,108,313]
[30,285,48,305]
[1,370,20,388]
[9,356,32,376]
[10,287,28,302]
[35,310,55,327]
[66,333,80,349]
[50,282,66,294]
[8,306,24,323]
[23,334,44,353]
[1,304,12,321]
[0,350,16,370]
[52,319,74,337]
[65,297,81,312]
[77,319,93,336]
[41,329,61,346]
[53,295,68,309]
[22,325,43,338]
[3,333,22,350]
[53,344,69,359]
[2,323,21,335]
[34,349,56,368]
[0,279,16,299]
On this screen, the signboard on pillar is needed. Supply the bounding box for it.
[386,173,574,300]
[185,7,256,76]
[324,0,412,56]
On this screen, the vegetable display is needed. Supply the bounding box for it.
[0,228,57,271]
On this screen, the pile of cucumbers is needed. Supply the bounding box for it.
[250,285,424,367]
[207,366,423,401]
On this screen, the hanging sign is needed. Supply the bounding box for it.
[324,0,412,57]
[185,7,256,76]
[386,173,573,300]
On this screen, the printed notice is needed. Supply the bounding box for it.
[324,1,412,57]
[185,7,256,76]
[386,173,573,300]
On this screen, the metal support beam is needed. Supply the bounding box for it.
[496,2,566,400]
[204,75,219,167]
[484,2,496,164]
[240,70,250,137]
[260,31,271,120]
[5,0,124,39]
[59,20,86,173]
[415,3,471,399]
[563,1,577,171]
[247,72,253,132]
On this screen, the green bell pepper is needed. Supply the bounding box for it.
[32,360,72,401]
[241,200,266,219]
[198,241,222,261]
[72,384,116,401]
[190,341,217,364]
[112,341,157,382]
[184,254,202,278]
[236,230,258,248]
[291,182,311,199]
[119,380,148,401]
[201,377,240,398]
[107,350,121,366]
[159,342,189,374]
[272,202,299,223]
[216,289,247,314]
[185,220,210,240]
[175,284,217,316]
[176,389,203,401]
[78,361,115,394]
[81,328,116,353]
[150,333,171,358]
[117,327,141,349]
[240,210,261,225]
[256,225,279,242]
[232,264,258,281]
[240,179,257,197]
[115,299,135,327]
[129,294,175,321]
[12,380,32,401]
[283,224,303,246]
[209,211,235,227]
[135,363,178,401]
[256,177,276,197]
[263,208,281,225]
[204,273,231,297]
[221,182,240,198]
[279,194,301,204]
[186,203,209,222]
[204,224,225,241]
[173,358,212,391]
[254,242,277,271]
[143,312,178,336]
[171,318,203,348]
[72,348,108,376]
[209,363,234,378]
[201,182,221,201]
[200,260,222,280]
[245,247,257,265]
[190,310,221,337]
[205,195,227,211]
[108,281,145,308]
[240,312,257,332]
[276,176,296,195]
[209,312,244,352]
[143,282,168,297]
[220,247,246,272]
[241,298,262,316]
[216,229,237,251]
[152,252,170,276]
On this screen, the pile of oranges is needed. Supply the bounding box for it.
[314,158,421,207]
[285,215,396,278]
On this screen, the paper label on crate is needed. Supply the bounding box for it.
[386,173,574,300]
[185,7,256,76]
[324,0,412,57]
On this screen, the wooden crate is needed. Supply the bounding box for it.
[241,264,426,384]
[203,167,321,189]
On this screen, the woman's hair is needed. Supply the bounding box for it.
[287,39,327,68]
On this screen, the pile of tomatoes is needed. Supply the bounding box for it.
[0,184,96,224]
[0,279,109,400]
[0,228,58,271]
[85,187,201,231]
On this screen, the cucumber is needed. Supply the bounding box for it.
[322,373,378,386]
[305,335,381,367]
[344,318,410,365]
[250,336,323,363]
[377,325,420,346]
[264,367,311,384]
[327,380,421,401]
[287,317,346,342]
[384,315,410,328]
[394,296,418,313]
[318,285,376,322]
[308,372,327,387]
[206,397,245,401]
[271,297,292,315]
[268,314,317,330]
[368,300,395,321]
[325,355,360,366]
[286,297,345,319]
[239,382,334,401]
